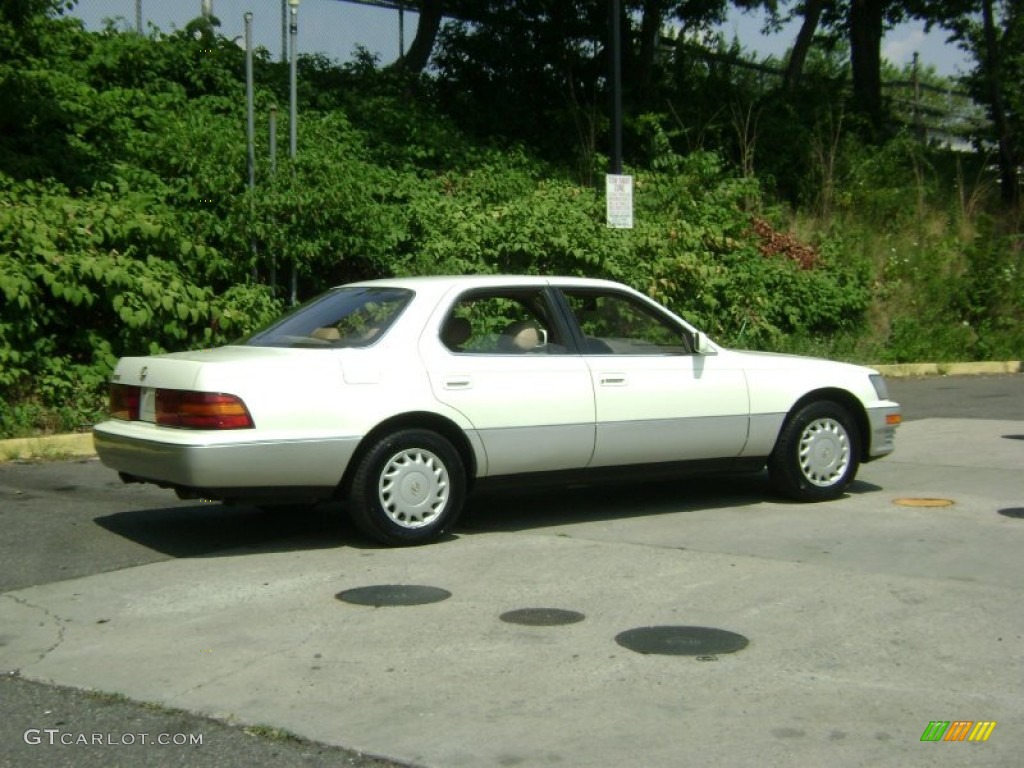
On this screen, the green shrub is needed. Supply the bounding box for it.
[0,176,282,432]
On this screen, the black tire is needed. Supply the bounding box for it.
[768,400,860,502]
[347,429,466,546]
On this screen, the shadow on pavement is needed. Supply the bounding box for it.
[462,471,784,535]
[93,472,887,555]
[93,502,359,558]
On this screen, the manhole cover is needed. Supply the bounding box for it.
[998,508,1024,519]
[893,497,955,508]
[500,608,586,626]
[335,585,451,607]
[615,626,749,656]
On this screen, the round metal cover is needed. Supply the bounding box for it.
[615,626,749,656]
[892,497,955,508]
[998,508,1024,519]
[336,585,451,607]
[499,608,586,626]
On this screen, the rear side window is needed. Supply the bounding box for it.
[244,287,413,348]
[441,289,568,354]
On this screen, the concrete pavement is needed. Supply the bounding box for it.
[1,415,1022,767]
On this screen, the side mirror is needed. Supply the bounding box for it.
[685,330,712,354]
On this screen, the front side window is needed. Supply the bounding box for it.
[561,289,691,355]
[244,287,413,348]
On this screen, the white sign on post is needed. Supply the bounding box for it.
[605,174,634,229]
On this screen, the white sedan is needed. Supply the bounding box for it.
[93,275,901,545]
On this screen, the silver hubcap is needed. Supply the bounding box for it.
[378,448,449,529]
[798,417,850,487]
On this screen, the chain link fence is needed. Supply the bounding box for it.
[69,0,413,66]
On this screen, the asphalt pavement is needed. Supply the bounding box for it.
[1,373,1022,767]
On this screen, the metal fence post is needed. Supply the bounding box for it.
[269,105,278,289]
[245,12,258,282]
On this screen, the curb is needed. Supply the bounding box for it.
[0,432,96,462]
[872,361,1021,377]
[0,362,1019,463]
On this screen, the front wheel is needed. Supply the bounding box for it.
[347,429,466,546]
[768,401,860,502]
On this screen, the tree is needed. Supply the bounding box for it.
[390,0,504,75]
[745,0,906,132]
[1,0,70,27]
[428,0,733,165]
[431,1,608,157]
[968,0,1021,205]
[0,0,93,183]
[783,0,827,90]
[912,0,1022,205]
[635,0,730,95]
[393,0,445,74]
[847,0,885,129]
[977,0,1020,204]
[636,0,667,97]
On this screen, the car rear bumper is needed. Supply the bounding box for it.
[92,421,361,492]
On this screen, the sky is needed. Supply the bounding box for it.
[721,9,970,78]
[69,0,972,78]
[70,0,405,63]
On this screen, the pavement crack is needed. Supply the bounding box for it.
[171,631,320,702]
[1,593,68,670]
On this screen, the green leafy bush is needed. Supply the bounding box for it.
[0,177,281,432]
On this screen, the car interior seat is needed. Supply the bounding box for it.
[441,316,472,350]
[309,327,341,341]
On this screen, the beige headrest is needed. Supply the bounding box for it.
[499,321,541,351]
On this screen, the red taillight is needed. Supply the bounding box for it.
[156,390,254,430]
[110,384,141,420]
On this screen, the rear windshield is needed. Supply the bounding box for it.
[243,287,414,348]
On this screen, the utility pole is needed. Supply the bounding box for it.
[605,0,632,229]
[281,0,288,63]
[289,0,300,305]
[398,3,405,60]
[609,0,623,175]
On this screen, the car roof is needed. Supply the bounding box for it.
[340,274,628,291]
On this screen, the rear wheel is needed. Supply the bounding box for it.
[768,400,860,501]
[347,429,466,546]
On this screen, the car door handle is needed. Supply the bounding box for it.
[443,377,472,390]
[599,373,627,386]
